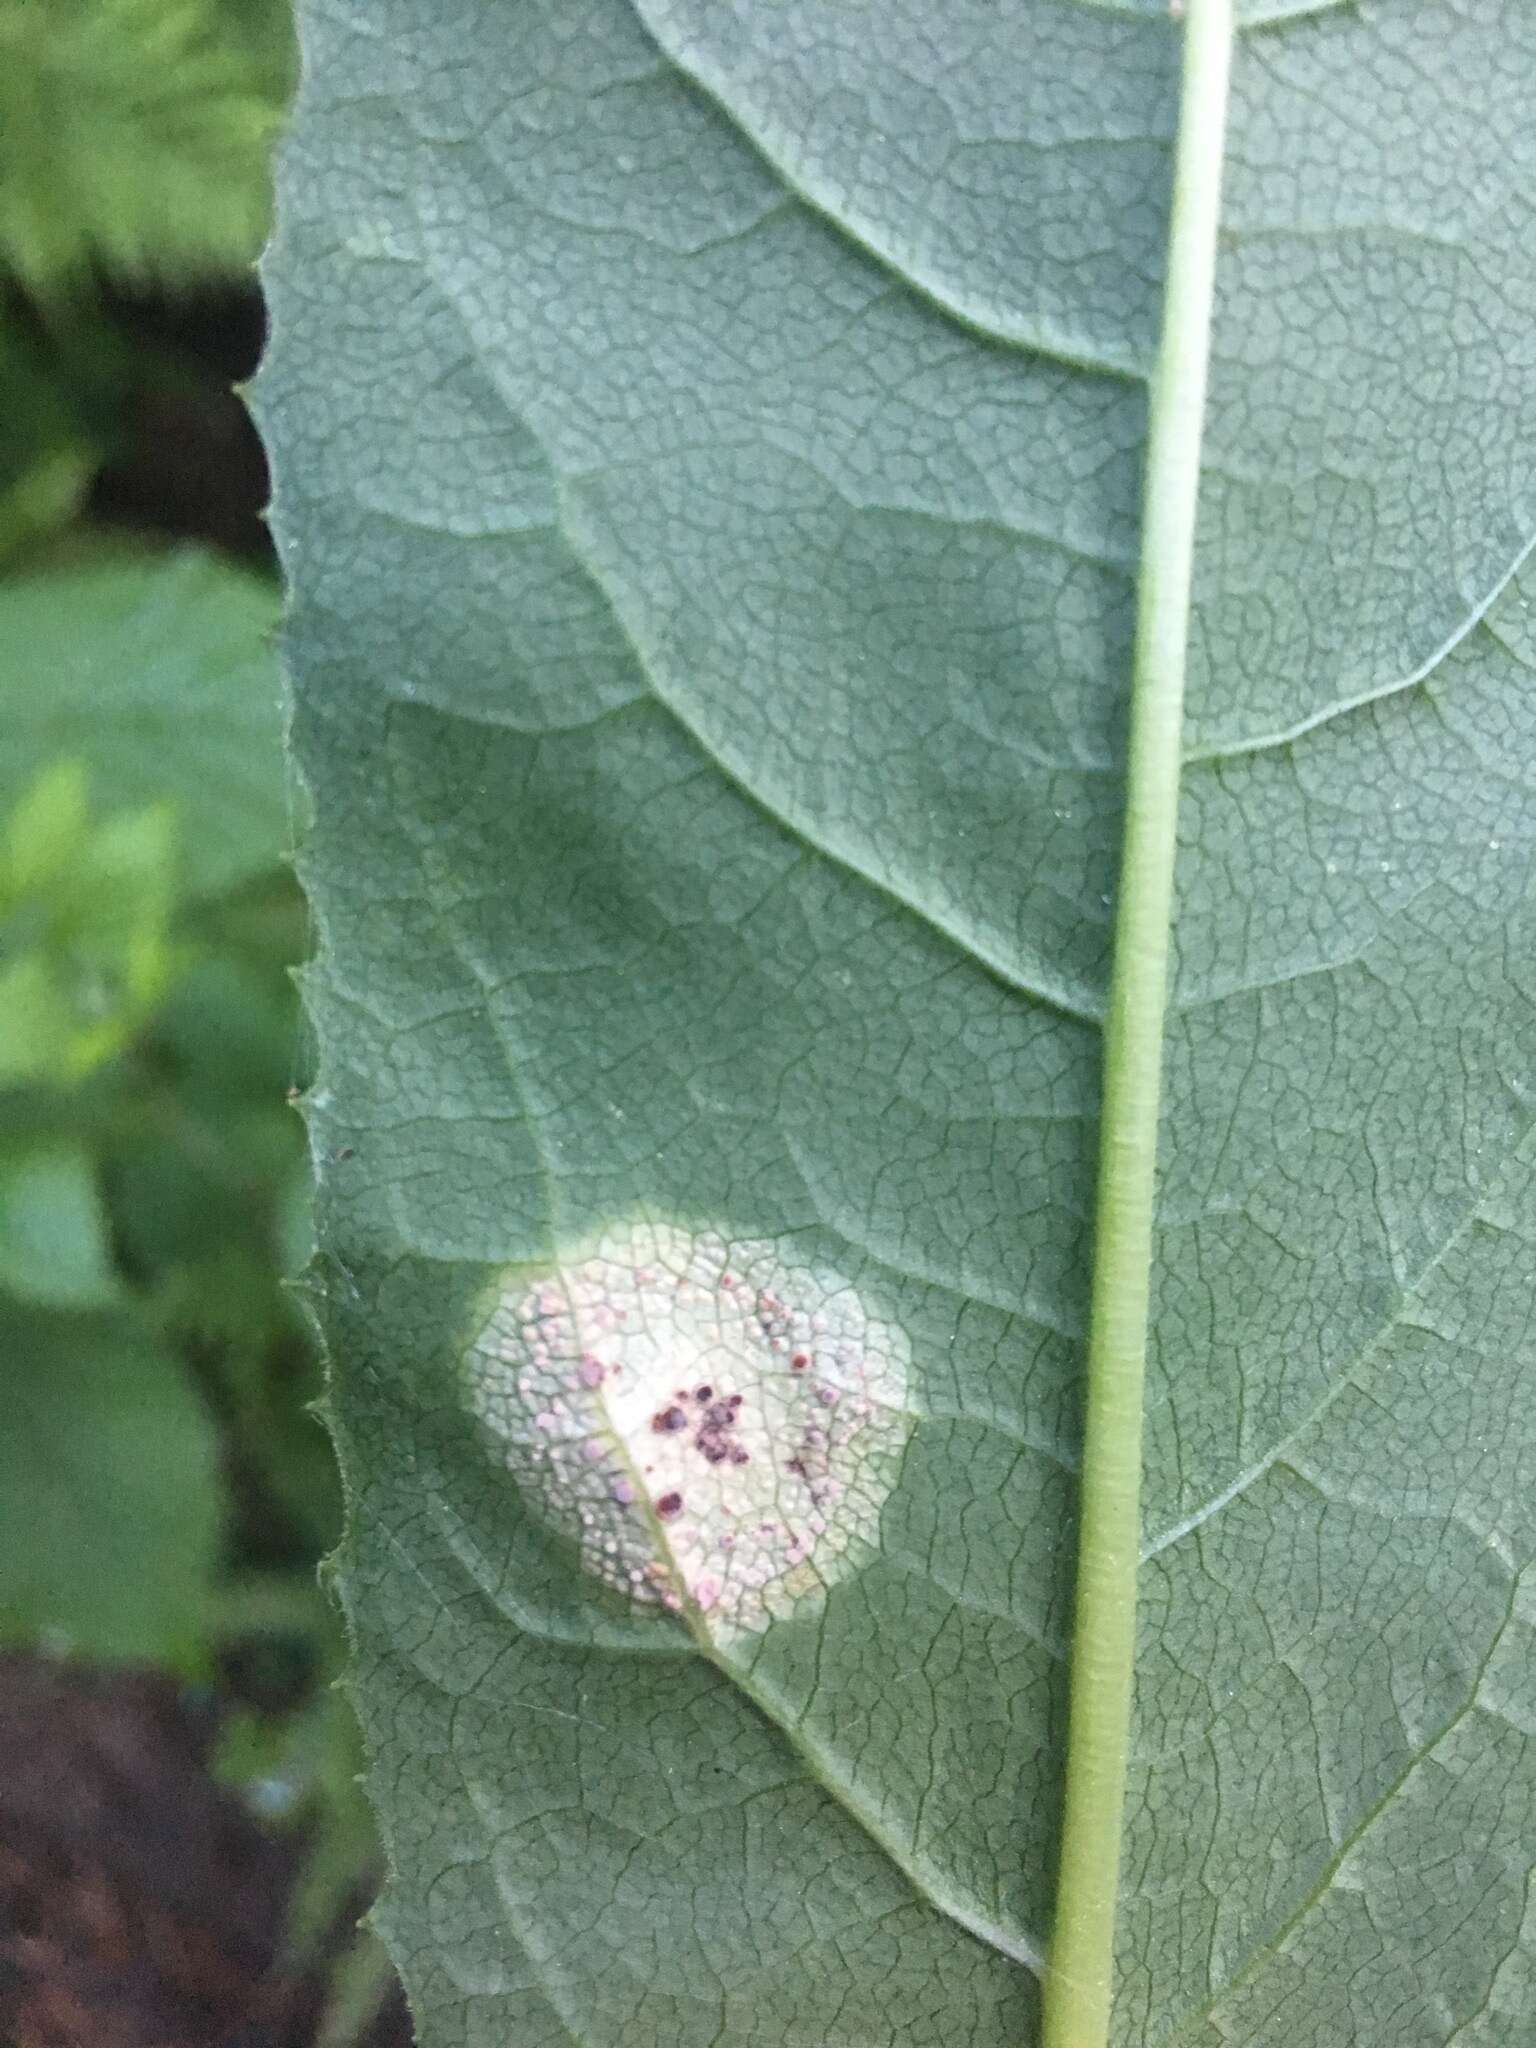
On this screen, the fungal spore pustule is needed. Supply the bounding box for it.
[469,1221,911,1638]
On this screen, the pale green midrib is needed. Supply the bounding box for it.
[623,0,1148,387]
[1043,6,1235,2048]
[1158,1560,1525,2046]
[1074,0,1355,24]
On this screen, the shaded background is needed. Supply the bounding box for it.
[0,4,407,2041]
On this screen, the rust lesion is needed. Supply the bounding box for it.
[467,1219,913,1638]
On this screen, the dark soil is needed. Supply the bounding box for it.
[0,1655,411,2048]
[85,280,276,568]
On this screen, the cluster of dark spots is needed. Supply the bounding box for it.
[785,1420,835,1503]
[656,1491,684,1520]
[696,1391,748,1466]
[651,1405,688,1434]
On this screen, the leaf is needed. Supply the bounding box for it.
[0,760,181,1084]
[259,3,1536,2044]
[4,758,90,895]
[0,1301,221,1665]
[0,1140,120,1308]
[0,551,287,897]
[0,0,293,290]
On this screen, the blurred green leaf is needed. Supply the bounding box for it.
[0,0,294,292]
[4,757,88,892]
[0,760,179,1084]
[0,1139,119,1307]
[0,550,286,894]
[0,952,76,1080]
[0,1300,221,1664]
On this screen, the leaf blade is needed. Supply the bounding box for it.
[260,2,1536,2042]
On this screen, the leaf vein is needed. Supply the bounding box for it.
[623,0,1148,385]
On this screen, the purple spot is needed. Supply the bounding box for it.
[651,1405,688,1434]
[656,1491,684,1520]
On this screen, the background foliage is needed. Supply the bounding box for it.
[0,1,395,2040]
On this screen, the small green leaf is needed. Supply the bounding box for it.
[0,551,286,896]
[0,952,76,1084]
[0,760,180,1083]
[3,757,88,895]
[0,1140,119,1308]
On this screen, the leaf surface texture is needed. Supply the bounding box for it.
[260,3,1536,2042]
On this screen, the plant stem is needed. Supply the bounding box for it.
[1040,4,1234,2044]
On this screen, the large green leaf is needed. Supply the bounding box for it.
[259,2,1536,2043]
